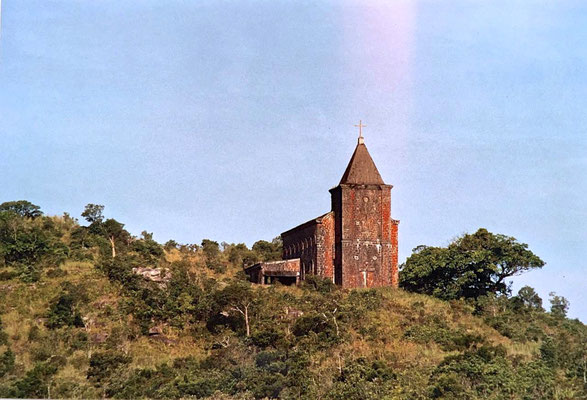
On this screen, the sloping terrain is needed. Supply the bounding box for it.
[0,203,585,399]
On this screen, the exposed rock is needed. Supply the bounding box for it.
[90,332,109,344]
[94,297,116,308]
[148,326,163,336]
[283,307,304,320]
[150,335,177,345]
[132,267,171,284]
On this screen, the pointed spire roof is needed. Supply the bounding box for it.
[339,136,385,185]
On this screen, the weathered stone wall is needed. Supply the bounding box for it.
[316,212,335,282]
[331,183,396,288]
[281,213,335,282]
[282,220,318,280]
[391,219,399,287]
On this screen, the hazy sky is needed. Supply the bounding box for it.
[1,0,585,320]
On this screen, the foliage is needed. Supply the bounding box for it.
[0,205,70,281]
[81,203,105,224]
[400,228,544,300]
[430,344,515,399]
[515,285,543,311]
[328,358,396,400]
[0,318,7,346]
[0,349,14,378]
[252,237,282,262]
[302,274,336,294]
[87,351,132,385]
[46,283,86,329]
[0,201,585,400]
[0,200,43,219]
[549,292,570,318]
[7,362,58,398]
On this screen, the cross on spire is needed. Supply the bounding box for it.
[354,120,366,144]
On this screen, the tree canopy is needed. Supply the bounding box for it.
[400,228,545,300]
[0,201,585,399]
[0,201,43,219]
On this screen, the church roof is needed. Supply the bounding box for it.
[281,211,334,237]
[339,139,385,185]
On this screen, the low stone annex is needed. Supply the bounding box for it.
[245,129,399,289]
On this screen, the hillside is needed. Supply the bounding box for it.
[0,201,586,399]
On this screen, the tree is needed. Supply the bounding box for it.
[201,239,220,260]
[0,348,15,378]
[131,232,163,264]
[216,281,256,337]
[0,200,43,219]
[517,286,543,311]
[46,292,84,329]
[549,292,570,318]
[400,229,545,300]
[87,351,132,385]
[164,239,178,250]
[0,207,69,280]
[227,243,258,267]
[252,237,282,262]
[81,204,104,224]
[102,219,127,258]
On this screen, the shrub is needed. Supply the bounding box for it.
[302,275,336,294]
[0,318,8,345]
[430,345,517,399]
[0,349,15,378]
[404,324,484,352]
[292,313,336,339]
[10,362,58,398]
[328,358,396,400]
[87,351,132,385]
[0,269,18,281]
[46,292,84,329]
[46,268,67,278]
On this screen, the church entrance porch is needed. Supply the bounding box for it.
[244,259,301,286]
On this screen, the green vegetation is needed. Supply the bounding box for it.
[400,228,545,299]
[0,201,585,399]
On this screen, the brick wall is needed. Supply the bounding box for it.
[391,219,399,287]
[331,183,395,288]
[316,212,335,282]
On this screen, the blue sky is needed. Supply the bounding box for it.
[1,0,586,320]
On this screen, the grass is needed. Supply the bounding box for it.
[0,258,570,399]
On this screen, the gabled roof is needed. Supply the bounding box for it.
[339,140,385,185]
[281,211,334,237]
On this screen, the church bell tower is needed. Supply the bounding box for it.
[329,124,399,288]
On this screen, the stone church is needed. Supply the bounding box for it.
[245,129,399,289]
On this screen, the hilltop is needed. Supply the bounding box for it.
[0,201,585,399]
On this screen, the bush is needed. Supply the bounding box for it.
[0,269,18,281]
[292,313,336,338]
[87,351,132,385]
[15,263,41,283]
[0,349,15,378]
[46,268,67,278]
[430,345,517,399]
[302,275,336,294]
[404,322,484,352]
[46,292,84,329]
[0,318,7,345]
[9,362,58,398]
[328,358,396,400]
[251,329,280,348]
